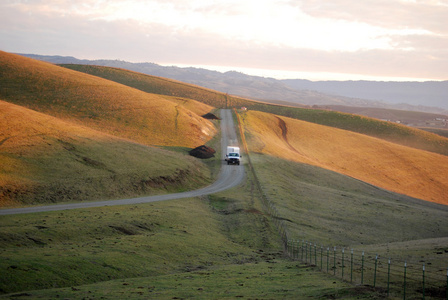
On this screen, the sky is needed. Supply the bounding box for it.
[1,0,447,81]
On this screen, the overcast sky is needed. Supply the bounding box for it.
[1,0,447,81]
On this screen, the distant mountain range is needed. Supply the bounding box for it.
[20,53,448,114]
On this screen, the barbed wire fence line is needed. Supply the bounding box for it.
[235,110,448,299]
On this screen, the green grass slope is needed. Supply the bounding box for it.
[248,153,448,298]
[251,154,448,248]
[0,100,211,207]
[0,166,383,299]
[1,148,443,298]
[0,52,216,148]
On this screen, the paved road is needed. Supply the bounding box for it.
[0,109,245,216]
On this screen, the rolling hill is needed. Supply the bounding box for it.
[0,51,216,148]
[20,53,448,113]
[282,79,448,111]
[241,110,448,205]
[3,51,447,207]
[47,59,448,204]
[58,63,448,157]
[0,100,212,207]
[0,51,218,207]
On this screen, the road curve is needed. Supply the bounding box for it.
[0,109,245,216]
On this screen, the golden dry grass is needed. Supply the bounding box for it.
[0,51,216,148]
[241,110,448,205]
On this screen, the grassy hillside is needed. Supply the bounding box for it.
[0,100,211,207]
[241,110,448,205]
[60,63,448,157]
[1,148,445,298]
[0,52,216,148]
[0,164,386,299]
[422,127,448,138]
[318,105,448,124]
[247,104,448,156]
[249,154,448,246]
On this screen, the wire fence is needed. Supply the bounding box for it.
[235,110,448,299]
[261,167,447,298]
[287,240,448,299]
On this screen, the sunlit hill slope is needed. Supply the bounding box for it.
[0,51,217,206]
[62,63,448,157]
[241,110,448,205]
[62,62,448,205]
[0,51,216,148]
[1,51,448,208]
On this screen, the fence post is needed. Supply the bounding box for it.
[309,242,312,264]
[310,242,313,265]
[342,248,345,280]
[350,249,353,283]
[361,251,364,285]
[374,254,378,287]
[288,239,291,257]
[291,240,297,260]
[314,244,317,266]
[290,239,293,259]
[333,246,336,276]
[293,239,296,259]
[305,241,308,263]
[321,246,323,270]
[422,263,425,300]
[301,240,304,261]
[297,240,300,260]
[327,247,329,273]
[387,258,391,297]
[403,261,407,300]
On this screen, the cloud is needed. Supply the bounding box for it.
[1,0,446,80]
[296,0,448,34]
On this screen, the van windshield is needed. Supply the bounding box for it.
[228,153,239,157]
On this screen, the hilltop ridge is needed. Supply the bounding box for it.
[1,51,217,148]
[20,53,448,113]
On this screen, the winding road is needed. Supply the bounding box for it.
[0,109,245,216]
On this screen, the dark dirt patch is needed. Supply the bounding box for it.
[9,292,33,297]
[189,145,216,159]
[417,287,447,298]
[202,113,220,120]
[275,116,301,155]
[322,285,387,299]
[109,225,136,235]
[139,169,190,189]
[27,237,47,246]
